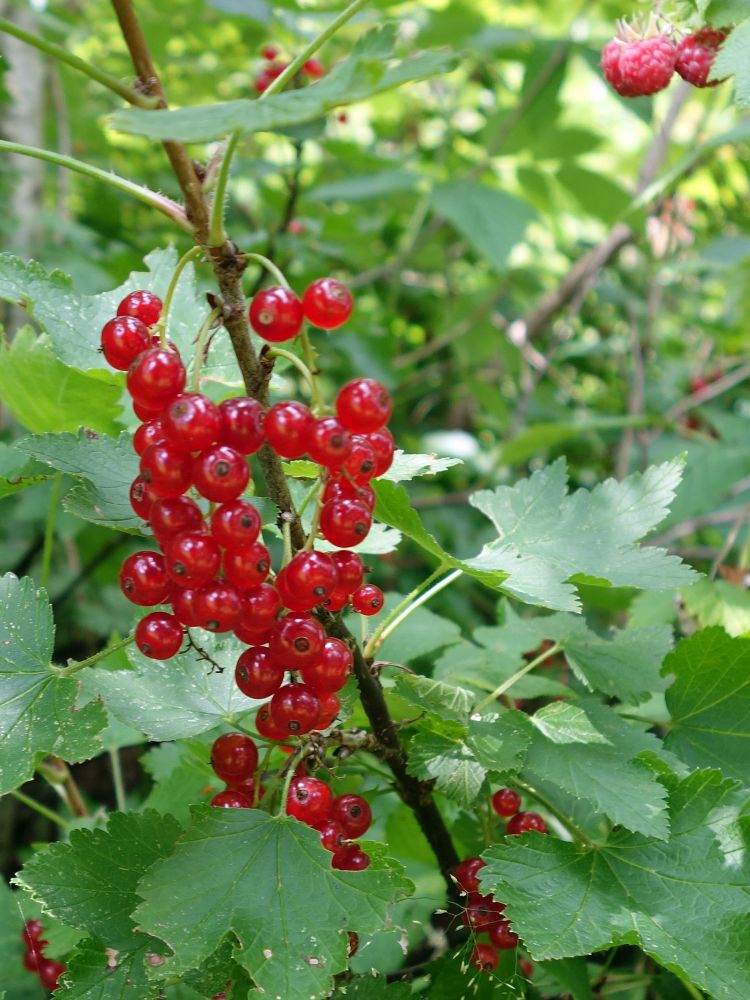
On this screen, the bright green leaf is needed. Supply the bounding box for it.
[712,18,750,106]
[134,808,413,998]
[682,578,750,637]
[407,731,486,806]
[0,574,105,795]
[530,702,609,745]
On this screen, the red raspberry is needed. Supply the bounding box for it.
[601,34,676,97]
[676,27,727,88]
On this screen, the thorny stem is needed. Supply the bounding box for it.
[40,474,63,591]
[0,16,160,108]
[472,642,563,714]
[191,307,222,391]
[157,244,205,345]
[363,566,460,658]
[0,141,191,231]
[10,789,70,830]
[56,634,135,677]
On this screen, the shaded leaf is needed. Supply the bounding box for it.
[529,703,609,745]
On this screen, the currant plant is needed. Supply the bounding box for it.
[1,0,750,998]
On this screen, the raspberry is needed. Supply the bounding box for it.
[601,34,677,97]
[302,277,353,329]
[117,289,163,326]
[676,27,727,88]
[249,286,304,342]
[135,611,183,659]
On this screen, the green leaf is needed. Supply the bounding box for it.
[141,742,219,822]
[0,880,42,998]
[90,632,258,741]
[499,416,654,466]
[523,701,670,838]
[18,432,142,533]
[431,181,535,272]
[712,18,750,106]
[57,938,161,999]
[134,808,413,998]
[467,711,533,773]
[434,640,572,701]
[681,578,750,637]
[537,957,594,1000]
[407,730,486,806]
[0,329,122,434]
[663,627,750,781]
[393,673,476,722]
[375,592,461,664]
[110,29,456,142]
[0,574,106,794]
[529,702,609,745]
[0,442,52,500]
[381,450,463,483]
[466,458,696,612]
[479,771,750,1000]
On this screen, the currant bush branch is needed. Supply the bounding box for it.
[55,634,135,678]
[363,566,462,658]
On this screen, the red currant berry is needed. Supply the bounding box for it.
[223,541,271,589]
[331,551,365,593]
[302,277,353,329]
[22,919,44,944]
[351,584,383,616]
[331,794,372,838]
[210,789,254,808]
[323,476,375,508]
[454,857,485,894]
[275,566,320,612]
[254,64,285,93]
[366,427,395,477]
[270,683,321,735]
[300,637,352,693]
[302,57,325,78]
[314,818,346,852]
[336,378,392,433]
[150,496,204,545]
[227,775,261,801]
[489,918,519,950]
[135,612,183,659]
[322,587,350,613]
[23,944,46,972]
[306,417,352,470]
[331,844,371,871]
[211,732,259,782]
[127,347,186,407]
[165,531,221,587]
[101,315,150,370]
[519,958,534,978]
[133,419,165,457]
[239,582,282,634]
[269,613,326,669]
[261,44,278,60]
[320,498,372,548]
[192,445,249,502]
[218,397,265,454]
[117,289,163,326]
[249,286,304,342]
[129,476,156,520]
[286,775,333,824]
[119,550,171,606]
[491,787,521,818]
[140,442,192,499]
[162,393,221,452]
[210,500,261,549]
[265,400,314,459]
[38,958,66,990]
[462,892,504,930]
[171,586,202,627]
[195,580,243,632]
[133,397,164,422]
[342,436,377,483]
[284,550,338,606]
[314,691,341,729]
[235,646,285,699]
[470,943,498,973]
[506,811,547,836]
[255,702,288,741]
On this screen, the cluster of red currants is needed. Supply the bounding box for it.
[209,732,373,871]
[455,788,547,975]
[254,43,325,94]
[21,919,65,992]
[105,273,392,740]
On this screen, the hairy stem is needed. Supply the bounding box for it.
[10,789,70,829]
[157,244,205,344]
[56,634,135,678]
[363,566,460,658]
[0,16,159,108]
[0,140,190,230]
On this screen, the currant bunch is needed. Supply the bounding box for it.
[287,779,373,870]
[21,918,65,992]
[455,789,547,975]
[208,732,263,807]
